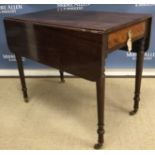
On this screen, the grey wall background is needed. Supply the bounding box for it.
[0,4,155,70]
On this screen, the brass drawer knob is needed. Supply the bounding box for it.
[127,30,132,52]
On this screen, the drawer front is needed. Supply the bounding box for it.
[108,22,146,49]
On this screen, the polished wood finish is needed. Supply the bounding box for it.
[95,76,105,149]
[130,38,145,115]
[4,10,152,149]
[15,53,29,102]
[94,35,107,149]
[4,19,103,81]
[108,22,145,49]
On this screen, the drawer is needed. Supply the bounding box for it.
[108,22,146,49]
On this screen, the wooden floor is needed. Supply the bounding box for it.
[0,78,155,150]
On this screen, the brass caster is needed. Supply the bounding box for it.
[61,79,65,83]
[129,110,138,116]
[94,143,103,150]
[60,79,65,83]
[24,97,29,103]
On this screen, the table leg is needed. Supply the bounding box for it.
[130,38,145,115]
[94,73,105,149]
[59,70,65,83]
[15,53,29,103]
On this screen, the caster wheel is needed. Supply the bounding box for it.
[129,110,137,116]
[94,143,103,150]
[61,79,65,83]
[24,97,29,103]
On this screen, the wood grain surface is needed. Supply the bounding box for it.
[108,22,146,49]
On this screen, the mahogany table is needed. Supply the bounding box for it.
[4,9,152,149]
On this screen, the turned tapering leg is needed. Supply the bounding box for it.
[15,53,29,103]
[94,73,105,149]
[59,70,65,83]
[130,38,145,115]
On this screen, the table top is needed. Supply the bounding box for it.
[5,9,151,33]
